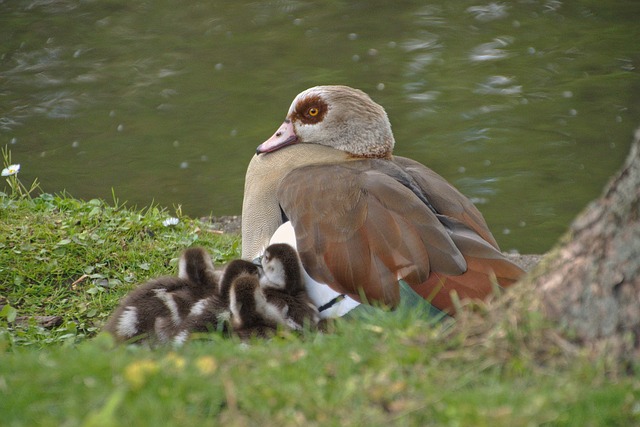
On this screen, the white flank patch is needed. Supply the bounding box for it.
[307,302,321,325]
[228,287,242,327]
[213,270,223,292]
[257,292,291,328]
[285,317,302,331]
[172,330,189,347]
[116,306,139,338]
[154,288,181,325]
[177,255,188,280]
[154,317,170,343]
[189,298,208,316]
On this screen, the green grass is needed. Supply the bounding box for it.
[1,177,639,426]
[0,190,239,347]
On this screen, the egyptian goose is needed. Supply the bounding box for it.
[103,247,219,344]
[259,243,321,330]
[241,85,524,314]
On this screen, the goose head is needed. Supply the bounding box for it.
[257,85,395,158]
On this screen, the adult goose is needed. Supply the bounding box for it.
[241,85,524,315]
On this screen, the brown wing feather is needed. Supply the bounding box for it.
[278,162,468,306]
[410,217,524,313]
[277,159,524,311]
[414,255,523,314]
[391,156,525,307]
[393,155,500,249]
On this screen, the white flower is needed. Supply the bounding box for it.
[1,164,20,177]
[162,217,180,227]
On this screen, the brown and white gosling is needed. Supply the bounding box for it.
[177,259,261,341]
[259,243,320,330]
[228,271,279,340]
[103,247,218,344]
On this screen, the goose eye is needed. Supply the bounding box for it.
[307,107,319,117]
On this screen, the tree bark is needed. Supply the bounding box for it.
[529,127,640,360]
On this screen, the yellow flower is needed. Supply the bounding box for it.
[195,356,218,375]
[163,352,186,371]
[124,359,159,389]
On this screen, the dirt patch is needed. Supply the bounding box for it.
[200,215,242,235]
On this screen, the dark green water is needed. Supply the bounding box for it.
[1,0,639,254]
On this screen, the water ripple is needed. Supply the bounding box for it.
[407,91,441,102]
[466,3,509,22]
[474,75,522,95]
[469,37,513,62]
[32,91,81,119]
[414,5,446,26]
[402,34,440,53]
[4,47,65,75]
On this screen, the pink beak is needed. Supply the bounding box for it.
[256,119,299,154]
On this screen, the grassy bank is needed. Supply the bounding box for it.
[1,187,638,425]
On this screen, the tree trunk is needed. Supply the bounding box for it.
[529,127,640,360]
